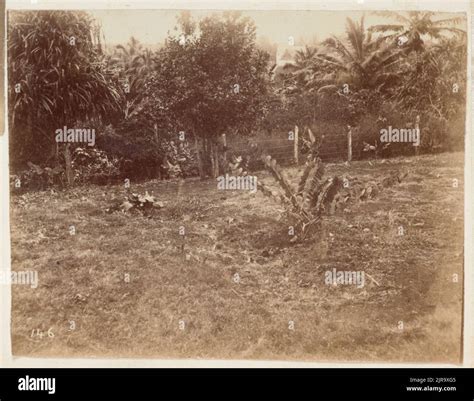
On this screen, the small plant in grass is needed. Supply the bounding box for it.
[260,155,342,242]
[226,155,249,176]
[106,191,164,215]
[362,141,391,159]
[259,129,343,242]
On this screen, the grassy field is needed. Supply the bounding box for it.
[10,152,464,363]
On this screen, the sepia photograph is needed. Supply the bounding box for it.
[5,6,467,364]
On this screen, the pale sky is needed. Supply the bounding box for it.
[89,9,466,48]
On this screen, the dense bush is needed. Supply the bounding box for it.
[223,137,264,171]
[96,124,199,180]
[7,11,467,190]
[10,147,122,191]
[10,163,64,191]
[72,147,121,185]
[95,124,162,180]
[161,140,198,179]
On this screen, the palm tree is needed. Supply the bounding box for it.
[315,16,403,91]
[369,11,466,52]
[277,43,342,97]
[278,45,317,92]
[107,37,155,119]
[293,46,319,72]
[388,35,467,119]
[109,37,150,74]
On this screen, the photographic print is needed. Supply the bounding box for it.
[6,6,467,363]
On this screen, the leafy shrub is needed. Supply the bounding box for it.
[417,113,447,152]
[10,162,64,191]
[258,132,344,242]
[223,136,264,172]
[97,124,199,180]
[260,155,342,242]
[96,124,163,180]
[416,112,465,153]
[161,140,198,179]
[106,191,164,216]
[72,147,121,185]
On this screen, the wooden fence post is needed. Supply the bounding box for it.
[294,125,299,164]
[194,133,204,179]
[347,126,352,162]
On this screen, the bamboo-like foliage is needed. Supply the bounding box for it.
[8,11,122,165]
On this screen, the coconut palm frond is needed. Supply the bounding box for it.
[325,35,356,63]
[346,17,365,61]
[369,24,404,33]
[373,11,412,24]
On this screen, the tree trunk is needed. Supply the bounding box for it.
[222,133,227,165]
[210,140,216,178]
[209,139,220,178]
[154,123,161,179]
[156,160,162,180]
[214,143,220,178]
[194,134,204,179]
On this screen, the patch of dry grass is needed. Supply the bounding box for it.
[10,152,464,363]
